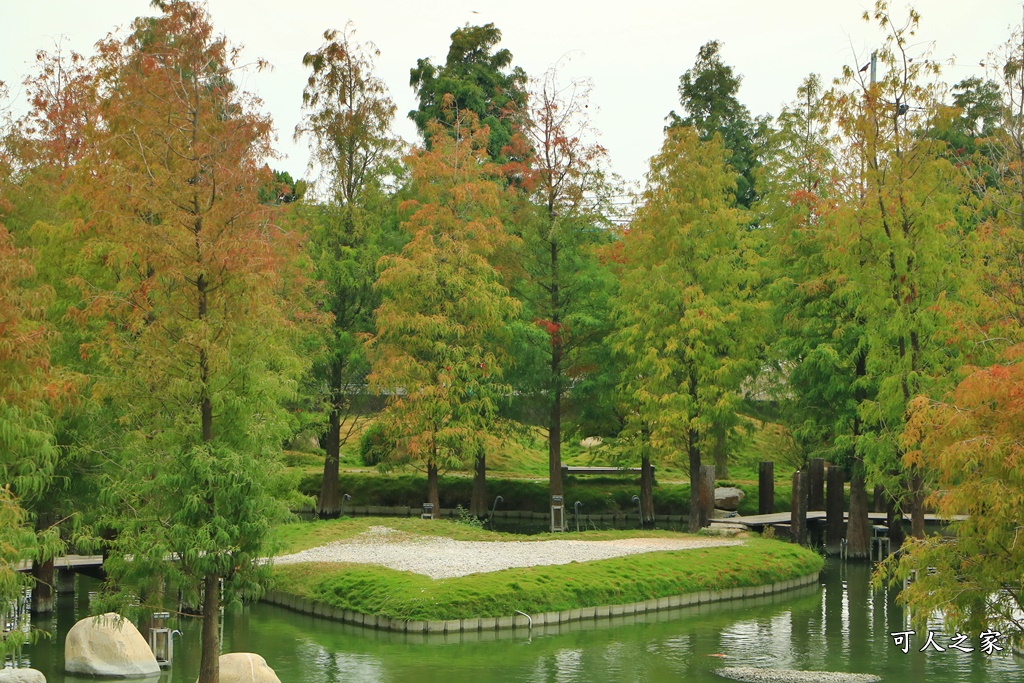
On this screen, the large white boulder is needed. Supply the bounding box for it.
[215,653,281,683]
[0,669,46,683]
[64,612,160,677]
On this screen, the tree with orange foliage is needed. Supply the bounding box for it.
[77,3,312,681]
[887,347,1024,648]
[370,109,520,517]
[0,80,64,649]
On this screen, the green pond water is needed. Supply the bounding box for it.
[11,559,1023,682]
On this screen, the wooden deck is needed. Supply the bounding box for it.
[710,511,967,530]
[16,554,104,572]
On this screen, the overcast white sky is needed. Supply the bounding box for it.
[1,1,1020,187]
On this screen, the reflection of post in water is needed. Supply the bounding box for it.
[225,600,250,652]
[823,563,844,652]
[846,561,871,665]
[790,583,816,664]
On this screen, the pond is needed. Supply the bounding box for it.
[13,559,1023,682]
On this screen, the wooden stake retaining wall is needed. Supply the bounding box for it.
[261,571,821,634]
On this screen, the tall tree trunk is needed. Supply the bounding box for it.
[640,454,655,528]
[548,236,563,501]
[845,348,870,559]
[698,465,716,530]
[426,462,440,519]
[318,403,342,519]
[909,470,924,539]
[470,449,487,517]
[687,432,702,533]
[197,574,220,683]
[846,473,871,560]
[549,386,563,499]
[687,372,702,533]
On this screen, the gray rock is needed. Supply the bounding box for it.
[215,653,281,683]
[64,612,160,677]
[716,667,881,683]
[0,669,46,683]
[715,487,746,511]
[286,431,320,452]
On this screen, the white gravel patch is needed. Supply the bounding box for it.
[274,526,744,579]
[716,668,881,683]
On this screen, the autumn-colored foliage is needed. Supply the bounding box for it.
[887,346,1024,646]
[75,3,312,681]
[371,111,519,514]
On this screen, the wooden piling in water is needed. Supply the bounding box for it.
[791,470,808,546]
[759,461,774,515]
[873,484,885,513]
[808,458,825,511]
[826,465,845,555]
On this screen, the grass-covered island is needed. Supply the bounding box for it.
[268,518,824,622]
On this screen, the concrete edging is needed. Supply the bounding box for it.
[261,570,821,633]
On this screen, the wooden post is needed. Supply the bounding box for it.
[759,461,775,515]
[826,466,845,555]
[808,458,825,511]
[697,465,716,529]
[30,557,55,613]
[791,470,808,545]
[57,568,76,594]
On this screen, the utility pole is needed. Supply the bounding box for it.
[869,50,877,85]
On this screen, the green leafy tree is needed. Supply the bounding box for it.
[761,73,878,557]
[370,111,520,517]
[506,67,616,506]
[824,1,968,546]
[881,20,1024,639]
[0,222,63,649]
[668,40,765,209]
[78,3,313,681]
[409,23,527,161]
[610,127,761,531]
[0,69,89,614]
[296,24,402,518]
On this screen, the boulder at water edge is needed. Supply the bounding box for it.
[0,669,46,683]
[64,612,160,677]
[215,653,281,683]
[714,486,746,511]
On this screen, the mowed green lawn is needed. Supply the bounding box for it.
[270,518,824,621]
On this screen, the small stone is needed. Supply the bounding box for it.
[714,487,746,511]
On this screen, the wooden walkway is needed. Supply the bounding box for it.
[16,554,104,572]
[709,511,967,530]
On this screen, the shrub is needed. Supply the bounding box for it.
[359,421,394,467]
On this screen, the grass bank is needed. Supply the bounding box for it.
[270,519,824,621]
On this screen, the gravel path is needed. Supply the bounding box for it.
[274,526,744,579]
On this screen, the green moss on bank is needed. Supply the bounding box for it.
[270,524,823,621]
